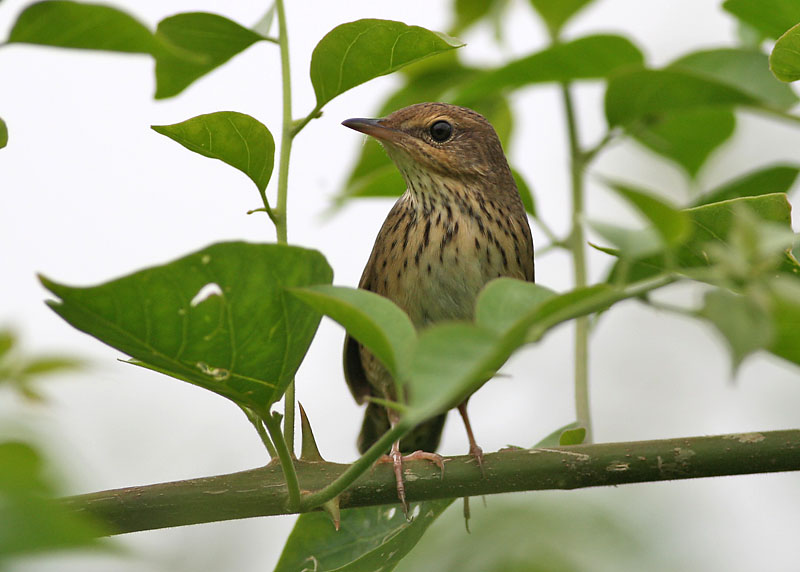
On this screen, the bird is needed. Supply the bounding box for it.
[341,102,535,513]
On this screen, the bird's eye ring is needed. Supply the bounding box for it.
[429,120,452,143]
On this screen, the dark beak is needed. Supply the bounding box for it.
[342,117,401,143]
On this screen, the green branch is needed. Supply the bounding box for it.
[561,83,592,441]
[63,429,800,536]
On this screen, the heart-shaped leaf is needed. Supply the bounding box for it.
[152,112,275,193]
[771,23,800,82]
[723,0,800,39]
[274,499,454,572]
[671,48,798,109]
[290,285,416,380]
[7,0,157,53]
[693,164,800,206]
[455,35,643,106]
[528,0,595,36]
[632,108,736,177]
[310,19,463,109]
[40,242,333,413]
[154,12,266,99]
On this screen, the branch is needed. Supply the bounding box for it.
[65,429,800,536]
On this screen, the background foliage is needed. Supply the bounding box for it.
[2,0,800,570]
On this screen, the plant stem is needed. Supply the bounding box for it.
[241,406,277,459]
[63,429,800,534]
[299,422,408,511]
[561,82,593,442]
[264,412,301,512]
[273,0,296,456]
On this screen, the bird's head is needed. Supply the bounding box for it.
[342,102,514,191]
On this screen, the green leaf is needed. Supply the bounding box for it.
[20,356,82,376]
[771,23,800,82]
[606,194,794,283]
[475,279,556,335]
[559,426,587,445]
[589,222,663,259]
[290,285,416,380]
[0,441,105,560]
[455,35,643,106]
[0,329,14,358]
[0,117,7,149]
[528,0,594,37]
[632,108,736,177]
[605,69,756,127]
[723,0,800,39]
[154,12,266,99]
[767,277,800,365]
[310,19,463,109]
[701,289,773,369]
[152,112,275,193]
[408,323,504,420]
[534,421,582,447]
[694,164,800,206]
[7,0,157,53]
[40,242,332,413]
[274,499,454,572]
[604,182,691,246]
[671,48,798,109]
[511,168,537,216]
[451,0,499,34]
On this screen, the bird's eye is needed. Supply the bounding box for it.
[429,120,452,143]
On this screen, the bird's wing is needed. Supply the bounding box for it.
[343,333,372,404]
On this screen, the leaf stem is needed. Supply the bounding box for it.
[241,406,277,459]
[264,411,301,512]
[299,422,408,511]
[561,82,593,442]
[274,0,296,455]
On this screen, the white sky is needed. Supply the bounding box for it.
[2,1,800,571]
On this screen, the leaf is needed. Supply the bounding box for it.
[475,279,556,335]
[511,168,537,216]
[605,69,756,127]
[701,289,773,370]
[767,277,800,365]
[0,330,14,358]
[771,23,800,82]
[632,108,736,177]
[273,499,454,572]
[606,194,794,283]
[604,182,691,246]
[310,19,463,109]
[528,0,595,37]
[152,112,275,193]
[455,35,643,105]
[0,441,105,560]
[407,323,504,421]
[723,0,800,39]
[694,164,800,206]
[0,117,7,149]
[671,48,798,109]
[20,356,83,376]
[589,222,663,259]
[154,12,266,99]
[534,421,584,447]
[290,285,416,380]
[7,0,157,53]
[451,0,499,34]
[559,426,587,445]
[40,242,332,413]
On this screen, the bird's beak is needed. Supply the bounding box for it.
[342,117,402,144]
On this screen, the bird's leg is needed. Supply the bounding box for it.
[377,410,447,517]
[458,401,485,475]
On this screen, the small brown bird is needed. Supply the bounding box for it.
[342,102,534,511]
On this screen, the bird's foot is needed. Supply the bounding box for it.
[377,449,447,517]
[468,443,486,477]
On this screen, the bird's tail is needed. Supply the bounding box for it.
[357,401,447,455]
